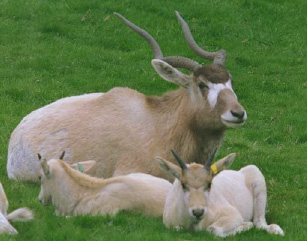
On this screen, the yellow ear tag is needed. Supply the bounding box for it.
[210,164,218,175]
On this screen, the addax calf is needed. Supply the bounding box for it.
[157,151,284,237]
[0,182,33,235]
[38,154,171,217]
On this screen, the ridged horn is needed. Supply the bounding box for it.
[114,12,163,59]
[175,11,226,66]
[114,12,201,72]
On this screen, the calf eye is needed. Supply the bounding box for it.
[181,183,190,192]
[198,82,209,90]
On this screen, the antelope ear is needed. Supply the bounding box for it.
[210,153,236,175]
[156,156,182,180]
[71,160,96,174]
[40,158,51,178]
[151,59,192,88]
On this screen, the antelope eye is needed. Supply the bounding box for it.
[38,175,42,181]
[198,82,209,90]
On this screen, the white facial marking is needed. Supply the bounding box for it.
[184,191,190,205]
[205,190,209,200]
[207,79,234,108]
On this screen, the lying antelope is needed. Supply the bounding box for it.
[8,11,246,182]
[157,151,284,237]
[38,153,172,217]
[0,182,33,235]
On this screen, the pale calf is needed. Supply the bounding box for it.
[38,155,172,217]
[157,151,284,237]
[0,182,33,235]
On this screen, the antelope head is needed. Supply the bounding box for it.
[157,150,236,222]
[114,12,247,129]
[37,152,96,205]
[37,153,53,205]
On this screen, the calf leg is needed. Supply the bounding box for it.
[241,165,284,236]
[206,206,253,237]
[74,194,121,216]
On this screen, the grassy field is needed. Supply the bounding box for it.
[0,0,306,240]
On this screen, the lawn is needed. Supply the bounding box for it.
[0,0,306,240]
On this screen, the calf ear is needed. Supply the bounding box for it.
[210,153,236,175]
[151,59,192,88]
[40,158,51,178]
[156,157,182,180]
[71,160,96,174]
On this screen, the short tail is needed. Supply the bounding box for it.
[6,208,34,222]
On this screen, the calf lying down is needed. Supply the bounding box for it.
[0,182,33,235]
[38,151,284,237]
[157,150,284,237]
[38,155,171,217]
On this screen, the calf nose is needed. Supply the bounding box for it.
[231,110,245,119]
[192,209,204,219]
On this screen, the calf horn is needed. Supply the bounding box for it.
[171,150,187,171]
[204,148,218,171]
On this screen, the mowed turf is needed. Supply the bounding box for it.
[0,0,306,240]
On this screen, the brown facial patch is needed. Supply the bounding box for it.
[194,64,230,84]
[181,163,212,189]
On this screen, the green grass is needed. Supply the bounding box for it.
[0,0,306,240]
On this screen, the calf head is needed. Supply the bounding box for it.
[37,152,96,205]
[157,150,235,222]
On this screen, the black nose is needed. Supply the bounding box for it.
[231,110,245,119]
[192,209,204,218]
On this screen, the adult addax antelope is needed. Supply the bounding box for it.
[7,12,247,182]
